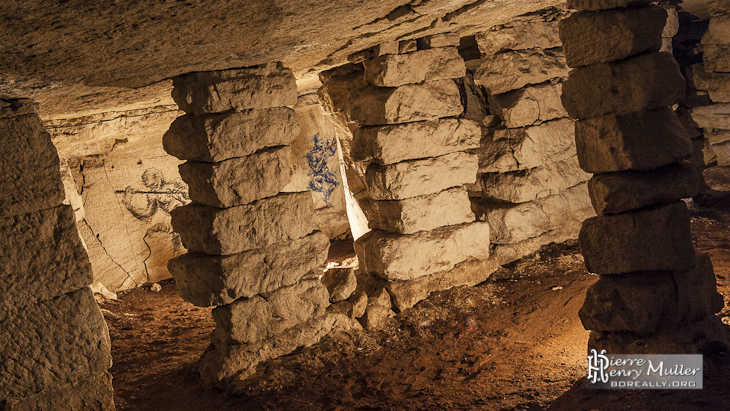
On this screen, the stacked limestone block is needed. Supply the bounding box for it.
[470,10,596,265]
[0,99,114,410]
[688,8,730,194]
[162,63,356,386]
[560,0,728,353]
[339,33,494,311]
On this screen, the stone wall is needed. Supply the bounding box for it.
[685,5,730,195]
[0,98,114,409]
[470,7,596,266]
[46,106,189,292]
[320,33,496,311]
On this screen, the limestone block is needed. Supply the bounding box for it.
[322,267,357,303]
[0,205,92,312]
[479,183,594,244]
[399,39,418,53]
[703,166,730,192]
[348,291,368,319]
[662,7,679,38]
[589,162,700,215]
[709,74,730,103]
[475,19,561,55]
[212,279,329,344]
[567,0,652,11]
[674,253,725,324]
[579,272,676,334]
[492,223,584,267]
[707,130,730,146]
[368,288,392,309]
[367,187,475,234]
[416,32,460,49]
[559,6,666,68]
[709,0,730,15]
[561,52,685,119]
[575,108,692,173]
[691,104,730,130]
[473,155,591,203]
[0,288,111,398]
[579,202,695,275]
[163,107,300,162]
[702,15,730,45]
[2,371,114,411]
[170,192,316,255]
[171,63,298,115]
[0,113,64,219]
[385,257,501,311]
[351,118,480,165]
[169,231,330,307]
[479,118,575,173]
[199,312,355,384]
[365,152,478,200]
[711,141,730,166]
[361,304,394,330]
[363,47,466,87]
[180,146,293,208]
[703,45,730,73]
[489,82,567,128]
[348,79,463,126]
[475,48,568,95]
[348,41,400,63]
[354,221,490,281]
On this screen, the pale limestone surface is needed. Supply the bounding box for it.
[367,187,476,234]
[0,205,92,313]
[575,108,692,173]
[365,152,478,200]
[163,107,300,162]
[489,82,567,128]
[475,48,568,95]
[348,79,464,126]
[212,279,330,344]
[180,146,293,208]
[355,221,491,281]
[479,118,576,173]
[559,6,666,68]
[561,52,685,119]
[352,118,481,165]
[473,155,591,204]
[171,63,298,115]
[171,192,315,255]
[363,47,466,87]
[579,202,695,275]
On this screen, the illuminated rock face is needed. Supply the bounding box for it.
[0,99,114,409]
[560,3,728,353]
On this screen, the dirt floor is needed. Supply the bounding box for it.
[102,200,730,411]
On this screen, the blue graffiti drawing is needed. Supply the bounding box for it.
[306,133,340,210]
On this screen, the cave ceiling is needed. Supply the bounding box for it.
[0,0,716,119]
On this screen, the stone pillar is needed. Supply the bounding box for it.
[322,33,495,311]
[688,7,730,194]
[559,1,728,353]
[0,99,114,409]
[470,7,596,266]
[162,63,357,386]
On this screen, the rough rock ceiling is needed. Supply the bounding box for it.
[0,0,715,119]
[2,0,569,118]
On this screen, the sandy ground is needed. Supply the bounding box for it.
[102,201,730,411]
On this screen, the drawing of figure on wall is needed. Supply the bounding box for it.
[306,133,340,211]
[119,168,189,223]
